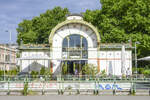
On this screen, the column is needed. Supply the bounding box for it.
[67,37,70,59]
[20,59,22,72]
[28,60,30,72]
[80,36,83,59]
[50,60,53,73]
[80,61,81,75]
[9,47,11,70]
[73,62,76,74]
[44,59,45,68]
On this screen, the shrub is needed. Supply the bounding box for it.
[143,70,150,77]
[82,64,98,77]
[0,70,4,76]
[10,69,18,75]
[138,68,144,74]
[40,67,46,75]
[100,70,107,77]
[31,71,39,78]
[62,62,68,75]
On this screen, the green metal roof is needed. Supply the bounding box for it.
[19,43,133,50]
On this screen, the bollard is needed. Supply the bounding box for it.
[7,78,10,95]
[23,77,28,96]
[60,77,64,95]
[131,82,135,95]
[76,89,80,94]
[57,75,60,95]
[58,90,60,95]
[96,90,99,95]
[42,80,45,95]
[129,88,132,95]
[93,90,96,95]
[94,80,97,95]
[113,89,116,95]
[61,90,64,95]
[130,82,133,95]
[113,82,116,95]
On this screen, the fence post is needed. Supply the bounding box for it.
[42,78,45,95]
[131,81,135,95]
[27,76,29,94]
[135,79,136,93]
[61,78,65,95]
[94,80,97,95]
[97,78,99,95]
[77,78,80,94]
[57,75,61,95]
[23,77,28,96]
[7,78,10,95]
[113,81,116,95]
[130,81,132,95]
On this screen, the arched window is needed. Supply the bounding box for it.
[62,34,88,59]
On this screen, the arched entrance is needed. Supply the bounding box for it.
[62,34,88,75]
[49,15,101,75]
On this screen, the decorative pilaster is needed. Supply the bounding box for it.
[67,37,70,59]
[80,36,83,58]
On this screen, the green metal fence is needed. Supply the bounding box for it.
[0,75,150,82]
[0,75,150,96]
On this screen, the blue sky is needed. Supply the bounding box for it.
[0,0,101,44]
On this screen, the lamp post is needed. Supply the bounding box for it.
[4,44,6,81]
[135,41,140,80]
[5,30,12,72]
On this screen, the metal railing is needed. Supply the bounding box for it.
[0,75,150,82]
[0,75,150,96]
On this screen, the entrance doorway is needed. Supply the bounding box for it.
[62,60,87,75]
[61,34,88,75]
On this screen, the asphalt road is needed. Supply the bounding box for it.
[0,96,149,100]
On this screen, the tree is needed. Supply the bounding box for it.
[17,7,70,44]
[84,0,150,42]
[83,0,150,68]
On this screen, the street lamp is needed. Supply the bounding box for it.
[5,30,12,73]
[135,41,140,79]
[5,30,12,44]
[3,44,6,81]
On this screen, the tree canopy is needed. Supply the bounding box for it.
[17,7,69,44]
[83,0,150,58]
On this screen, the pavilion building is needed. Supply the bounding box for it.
[18,14,132,76]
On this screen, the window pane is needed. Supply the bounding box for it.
[62,34,88,59]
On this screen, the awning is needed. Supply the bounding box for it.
[138,56,150,61]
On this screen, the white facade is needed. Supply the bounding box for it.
[19,15,132,76]
[19,49,50,72]
[98,50,132,76]
[0,44,17,70]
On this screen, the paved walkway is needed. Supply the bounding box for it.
[0,96,149,100]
